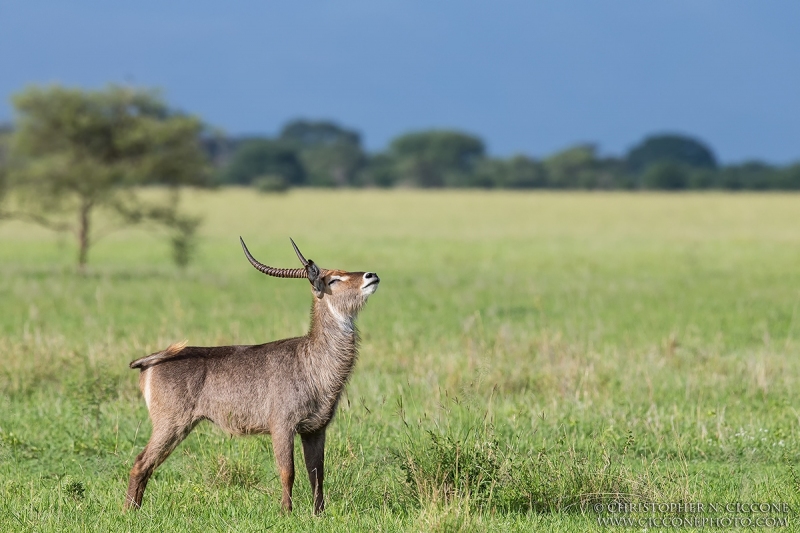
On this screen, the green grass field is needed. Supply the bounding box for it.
[1,190,799,531]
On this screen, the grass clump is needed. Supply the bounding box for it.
[395,399,660,515]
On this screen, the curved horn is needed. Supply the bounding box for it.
[240,237,307,278]
[290,237,309,267]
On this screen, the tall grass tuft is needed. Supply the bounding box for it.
[395,399,662,514]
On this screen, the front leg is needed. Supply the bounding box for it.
[301,429,326,514]
[272,430,295,513]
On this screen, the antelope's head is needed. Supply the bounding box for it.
[240,237,380,315]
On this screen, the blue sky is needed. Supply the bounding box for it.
[1,1,798,163]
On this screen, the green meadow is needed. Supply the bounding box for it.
[1,190,799,531]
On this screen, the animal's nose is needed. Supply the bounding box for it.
[365,272,379,282]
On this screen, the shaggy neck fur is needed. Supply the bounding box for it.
[299,293,364,426]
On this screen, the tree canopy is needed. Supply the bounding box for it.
[389,130,485,187]
[544,144,599,188]
[279,120,364,186]
[627,134,718,174]
[279,119,361,148]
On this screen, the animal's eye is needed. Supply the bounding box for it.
[328,279,339,285]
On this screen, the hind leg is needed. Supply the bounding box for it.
[124,421,194,510]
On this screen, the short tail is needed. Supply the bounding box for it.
[130,340,188,369]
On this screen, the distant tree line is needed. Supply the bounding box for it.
[207,122,800,191]
[2,85,799,267]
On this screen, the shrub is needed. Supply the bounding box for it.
[253,175,289,193]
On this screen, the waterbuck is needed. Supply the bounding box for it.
[124,238,380,514]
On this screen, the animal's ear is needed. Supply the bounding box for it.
[306,260,325,297]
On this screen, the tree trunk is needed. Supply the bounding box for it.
[77,199,92,269]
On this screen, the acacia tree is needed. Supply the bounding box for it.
[5,85,208,267]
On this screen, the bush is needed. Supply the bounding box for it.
[253,175,289,193]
